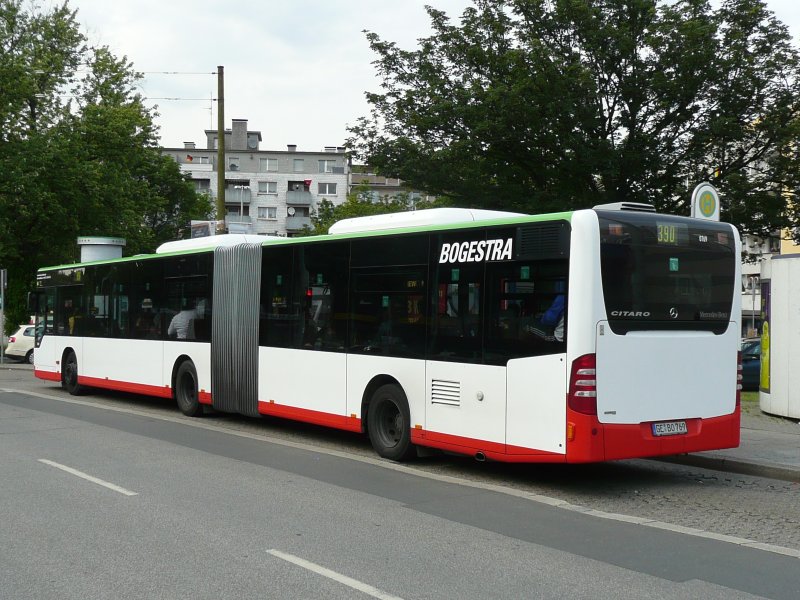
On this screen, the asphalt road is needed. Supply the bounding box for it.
[1,381,798,599]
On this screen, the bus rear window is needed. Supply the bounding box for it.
[597,211,736,334]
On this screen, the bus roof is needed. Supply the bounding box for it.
[328,208,526,234]
[155,234,271,254]
[37,208,576,272]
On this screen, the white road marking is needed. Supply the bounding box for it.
[267,549,404,600]
[38,459,138,496]
[5,388,799,559]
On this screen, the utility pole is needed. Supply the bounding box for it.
[216,65,226,232]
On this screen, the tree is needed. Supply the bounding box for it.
[0,0,211,332]
[303,183,445,236]
[349,0,800,238]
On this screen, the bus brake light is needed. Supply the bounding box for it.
[568,354,597,415]
[736,351,742,407]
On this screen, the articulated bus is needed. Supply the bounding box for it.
[30,205,741,463]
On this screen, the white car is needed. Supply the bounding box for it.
[4,324,37,364]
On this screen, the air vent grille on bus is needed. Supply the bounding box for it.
[431,379,461,406]
[592,202,656,213]
[516,222,569,260]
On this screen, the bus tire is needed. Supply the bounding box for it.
[175,360,203,417]
[367,384,415,461]
[62,350,84,396]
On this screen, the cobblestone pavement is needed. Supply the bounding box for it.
[2,363,799,552]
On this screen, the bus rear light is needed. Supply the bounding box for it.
[736,351,742,407]
[568,354,597,415]
[736,352,743,389]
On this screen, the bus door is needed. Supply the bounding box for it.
[30,286,56,369]
[426,236,507,450]
[260,242,349,421]
[487,256,568,455]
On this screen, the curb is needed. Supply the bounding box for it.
[655,454,800,483]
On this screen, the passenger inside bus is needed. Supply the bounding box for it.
[168,301,197,340]
[524,283,566,342]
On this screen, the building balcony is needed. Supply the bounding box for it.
[285,216,312,231]
[286,190,313,206]
[225,215,253,234]
[180,162,213,173]
[225,189,251,204]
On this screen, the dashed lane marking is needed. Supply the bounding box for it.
[267,549,405,600]
[38,458,138,496]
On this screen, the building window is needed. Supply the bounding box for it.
[194,179,210,191]
[226,206,249,217]
[229,157,239,171]
[258,206,277,219]
[318,182,337,195]
[260,158,278,172]
[318,159,336,173]
[199,156,210,164]
[293,158,304,172]
[258,181,278,194]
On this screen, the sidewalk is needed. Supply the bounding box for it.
[3,359,799,480]
[658,402,800,482]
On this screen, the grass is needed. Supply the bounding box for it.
[740,391,760,415]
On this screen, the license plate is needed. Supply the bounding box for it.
[652,420,688,437]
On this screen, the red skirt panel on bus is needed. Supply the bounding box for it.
[565,406,741,463]
[34,369,212,404]
[411,428,566,463]
[34,369,61,382]
[34,368,740,465]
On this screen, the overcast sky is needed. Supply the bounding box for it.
[69,0,800,152]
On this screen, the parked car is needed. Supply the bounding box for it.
[4,324,37,364]
[741,338,761,392]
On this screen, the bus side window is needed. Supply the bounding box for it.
[429,262,483,363]
[484,260,567,363]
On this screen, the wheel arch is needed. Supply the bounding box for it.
[61,346,77,362]
[170,354,194,396]
[60,346,77,379]
[360,374,402,434]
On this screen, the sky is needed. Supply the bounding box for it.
[69,0,800,152]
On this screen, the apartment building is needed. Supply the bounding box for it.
[741,233,781,338]
[349,164,435,205]
[162,118,348,236]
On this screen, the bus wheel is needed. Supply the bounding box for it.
[367,384,415,461]
[175,361,203,417]
[62,351,84,396]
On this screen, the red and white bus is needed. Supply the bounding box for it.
[31,204,741,462]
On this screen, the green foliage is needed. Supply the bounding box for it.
[349,0,800,238]
[0,0,212,332]
[302,184,447,236]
